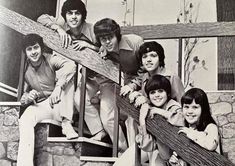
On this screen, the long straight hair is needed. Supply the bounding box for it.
[181,88,216,131]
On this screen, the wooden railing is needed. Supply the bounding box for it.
[116,86,234,166]
[0,5,119,84]
[0,4,235,165]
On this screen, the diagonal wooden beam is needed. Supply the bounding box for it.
[115,85,235,166]
[0,5,119,83]
[122,21,235,39]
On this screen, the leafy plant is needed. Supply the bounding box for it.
[177,0,208,89]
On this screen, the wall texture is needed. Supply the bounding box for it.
[0,91,235,165]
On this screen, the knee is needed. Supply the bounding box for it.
[19,107,36,127]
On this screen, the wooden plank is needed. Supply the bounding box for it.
[17,52,26,101]
[0,102,21,106]
[217,0,235,90]
[80,156,117,162]
[0,82,18,93]
[47,137,112,148]
[122,21,235,39]
[0,87,17,97]
[115,86,235,166]
[0,5,119,83]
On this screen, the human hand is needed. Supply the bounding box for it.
[149,107,161,119]
[57,27,72,48]
[139,103,150,126]
[120,85,134,96]
[129,91,142,103]
[49,86,62,108]
[98,46,108,60]
[73,40,90,51]
[169,152,181,166]
[134,95,148,107]
[178,127,198,141]
[20,90,39,105]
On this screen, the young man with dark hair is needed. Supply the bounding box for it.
[37,0,111,142]
[94,18,144,147]
[17,33,77,166]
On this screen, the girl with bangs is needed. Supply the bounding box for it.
[114,75,184,166]
[169,88,221,166]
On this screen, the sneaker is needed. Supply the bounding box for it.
[62,121,79,140]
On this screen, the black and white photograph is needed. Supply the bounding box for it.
[0,0,235,165]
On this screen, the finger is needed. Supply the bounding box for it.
[68,35,72,45]
[73,44,80,51]
[61,35,66,48]
[173,151,178,156]
[122,91,128,96]
[64,37,68,49]
[178,129,185,134]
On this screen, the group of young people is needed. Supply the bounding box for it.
[16,0,221,166]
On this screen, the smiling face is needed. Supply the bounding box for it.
[25,43,42,64]
[183,100,202,127]
[66,10,82,29]
[99,33,119,53]
[149,89,168,108]
[142,51,160,72]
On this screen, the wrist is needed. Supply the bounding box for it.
[128,83,136,91]
[52,24,62,32]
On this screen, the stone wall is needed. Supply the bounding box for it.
[0,106,112,166]
[0,106,19,166]
[208,92,235,164]
[0,91,235,165]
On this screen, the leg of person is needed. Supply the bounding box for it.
[17,100,54,166]
[53,80,78,139]
[156,140,172,166]
[99,82,127,151]
[113,144,136,166]
[74,79,105,140]
[125,116,138,146]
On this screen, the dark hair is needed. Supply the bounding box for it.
[181,88,216,131]
[22,34,44,53]
[145,74,171,100]
[94,18,121,45]
[61,0,87,23]
[139,41,165,67]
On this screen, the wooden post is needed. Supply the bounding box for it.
[78,66,87,137]
[217,0,235,90]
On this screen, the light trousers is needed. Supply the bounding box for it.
[99,81,127,151]
[74,79,104,135]
[17,81,74,166]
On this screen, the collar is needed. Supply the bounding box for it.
[66,22,92,41]
[142,67,172,83]
[118,35,134,51]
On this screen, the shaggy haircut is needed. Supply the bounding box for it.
[139,41,165,67]
[145,74,171,100]
[94,18,121,46]
[61,0,87,23]
[22,34,44,53]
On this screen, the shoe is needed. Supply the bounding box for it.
[62,121,79,140]
[90,130,107,141]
